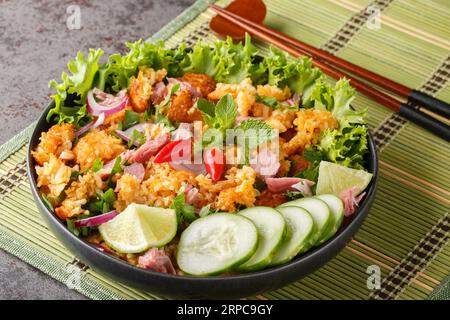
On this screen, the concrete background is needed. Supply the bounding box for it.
[0,0,195,299]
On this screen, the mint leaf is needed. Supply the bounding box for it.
[197,98,216,118]
[215,94,237,131]
[234,119,277,145]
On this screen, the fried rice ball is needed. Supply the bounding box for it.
[196,166,257,212]
[208,78,256,116]
[129,67,167,112]
[256,84,291,101]
[167,89,203,123]
[35,154,72,199]
[179,73,216,97]
[283,109,338,155]
[55,172,105,220]
[73,129,125,170]
[32,123,75,166]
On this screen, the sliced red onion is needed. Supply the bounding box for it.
[124,163,145,181]
[291,180,314,197]
[265,177,315,193]
[115,124,152,146]
[87,88,128,116]
[114,130,135,146]
[123,123,150,136]
[73,210,118,228]
[167,78,201,99]
[75,112,105,138]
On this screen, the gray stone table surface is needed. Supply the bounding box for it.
[0,0,195,300]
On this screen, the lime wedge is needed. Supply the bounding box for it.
[315,161,373,196]
[99,203,177,254]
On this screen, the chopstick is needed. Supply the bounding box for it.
[209,4,450,141]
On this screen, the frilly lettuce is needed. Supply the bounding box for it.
[47,48,103,126]
[263,47,321,94]
[318,125,368,170]
[46,35,367,134]
[304,78,367,127]
[183,34,264,84]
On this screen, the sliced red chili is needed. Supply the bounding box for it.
[203,147,225,182]
[153,139,190,163]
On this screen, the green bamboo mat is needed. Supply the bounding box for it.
[0,0,449,300]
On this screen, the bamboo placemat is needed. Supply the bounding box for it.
[0,0,448,300]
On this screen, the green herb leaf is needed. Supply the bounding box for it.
[197,98,216,117]
[88,188,116,215]
[297,147,324,182]
[91,158,104,172]
[123,110,140,130]
[41,193,54,211]
[285,191,305,201]
[170,185,198,226]
[198,205,215,217]
[128,129,146,148]
[110,157,123,176]
[67,219,80,236]
[256,95,278,108]
[155,113,175,130]
[234,119,276,145]
[215,94,237,130]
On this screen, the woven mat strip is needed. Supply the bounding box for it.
[321,0,395,54]
[0,0,449,300]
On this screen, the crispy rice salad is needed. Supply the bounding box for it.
[33,35,372,276]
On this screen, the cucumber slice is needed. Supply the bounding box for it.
[315,194,344,243]
[270,206,315,265]
[176,213,258,276]
[237,207,286,271]
[279,197,332,246]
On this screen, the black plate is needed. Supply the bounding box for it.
[27,100,378,299]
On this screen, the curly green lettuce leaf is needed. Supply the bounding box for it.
[318,124,368,170]
[47,48,103,126]
[183,34,264,84]
[103,40,188,92]
[263,47,321,94]
[303,78,367,127]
